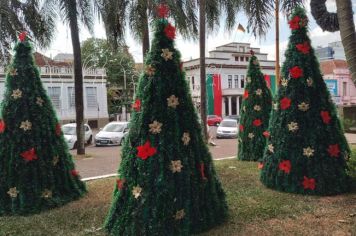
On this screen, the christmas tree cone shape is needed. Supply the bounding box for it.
[260,7,352,195]
[0,34,86,215]
[104,16,227,236]
[237,55,272,161]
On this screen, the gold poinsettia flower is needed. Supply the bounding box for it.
[307,78,313,87]
[7,187,19,198]
[182,132,190,145]
[149,120,163,134]
[36,97,44,106]
[298,102,310,112]
[170,160,183,173]
[174,209,185,220]
[11,89,22,99]
[145,65,156,76]
[287,122,299,132]
[161,48,173,61]
[254,105,261,111]
[132,186,142,199]
[248,133,254,139]
[303,147,315,157]
[20,120,32,131]
[167,95,179,108]
[255,89,263,96]
[268,144,274,153]
[42,189,53,198]
[281,78,288,87]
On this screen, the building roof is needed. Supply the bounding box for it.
[33,52,70,67]
[320,60,348,75]
[53,53,74,62]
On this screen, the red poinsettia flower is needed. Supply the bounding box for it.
[320,110,331,124]
[200,163,207,180]
[243,90,249,99]
[71,169,80,177]
[19,32,27,42]
[21,148,38,161]
[302,176,316,190]
[117,179,126,190]
[263,131,270,138]
[289,66,303,79]
[164,23,176,40]
[288,16,301,30]
[55,123,62,136]
[258,162,264,169]
[327,144,340,158]
[280,97,291,110]
[296,42,310,54]
[0,120,5,133]
[252,119,262,127]
[157,4,169,18]
[132,99,141,112]
[137,140,157,160]
[278,160,291,174]
[239,124,244,132]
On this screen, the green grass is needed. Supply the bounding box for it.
[1,160,355,236]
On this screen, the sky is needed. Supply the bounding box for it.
[40,0,356,64]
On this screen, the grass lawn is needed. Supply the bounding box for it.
[1,160,355,236]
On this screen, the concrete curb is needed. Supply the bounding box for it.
[81,157,237,182]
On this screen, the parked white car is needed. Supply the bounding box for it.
[62,123,93,149]
[95,122,129,146]
[216,119,238,138]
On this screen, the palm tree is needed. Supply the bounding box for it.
[310,0,356,85]
[242,0,305,85]
[43,0,97,155]
[0,0,55,63]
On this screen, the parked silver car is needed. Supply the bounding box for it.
[216,119,238,138]
[95,122,129,146]
[62,123,93,149]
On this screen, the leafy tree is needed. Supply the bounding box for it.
[260,7,351,195]
[104,7,227,235]
[81,38,138,114]
[310,0,356,85]
[238,52,272,161]
[0,0,55,63]
[0,34,86,215]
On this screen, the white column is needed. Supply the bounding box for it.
[228,96,232,116]
[236,96,240,115]
[222,97,226,117]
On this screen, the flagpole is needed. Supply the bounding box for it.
[275,0,280,88]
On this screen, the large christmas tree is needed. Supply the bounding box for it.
[260,7,351,195]
[0,33,86,215]
[104,5,227,235]
[238,51,272,161]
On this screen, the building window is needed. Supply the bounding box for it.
[86,87,97,109]
[343,82,347,96]
[228,75,232,88]
[246,57,249,61]
[235,57,239,61]
[68,87,75,109]
[47,87,61,109]
[240,56,244,62]
[239,46,245,52]
[240,75,245,88]
[192,76,195,89]
[234,75,239,88]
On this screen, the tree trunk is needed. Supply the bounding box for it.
[142,3,150,61]
[199,0,208,141]
[336,0,356,84]
[68,0,85,155]
[275,0,280,87]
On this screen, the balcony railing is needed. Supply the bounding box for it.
[0,66,106,77]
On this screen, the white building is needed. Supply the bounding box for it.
[315,41,346,61]
[183,42,276,117]
[0,53,109,128]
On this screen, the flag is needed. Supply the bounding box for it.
[237,23,246,33]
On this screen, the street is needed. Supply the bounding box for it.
[71,138,238,179]
[71,133,356,179]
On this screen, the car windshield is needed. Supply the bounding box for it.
[220,120,237,127]
[62,126,76,135]
[103,123,125,132]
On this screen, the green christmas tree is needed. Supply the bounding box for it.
[0,33,86,215]
[104,5,227,235]
[237,52,272,162]
[260,7,351,195]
